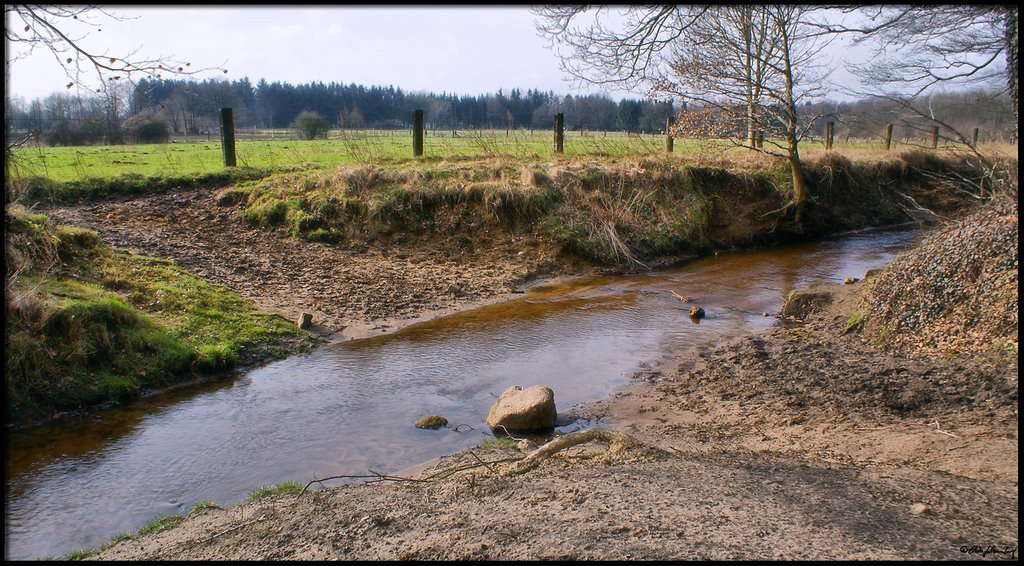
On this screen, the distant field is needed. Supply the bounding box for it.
[7,129,670,183]
[6,128,1012,184]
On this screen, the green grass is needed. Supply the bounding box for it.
[247,481,305,502]
[4,206,318,425]
[480,436,520,450]
[8,129,1010,189]
[58,510,194,560]
[207,155,731,265]
[134,515,187,536]
[4,130,741,187]
[6,166,275,205]
[189,501,224,515]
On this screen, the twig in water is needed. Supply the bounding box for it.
[670,290,693,302]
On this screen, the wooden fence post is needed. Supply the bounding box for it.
[931,126,939,149]
[757,131,765,149]
[825,121,834,150]
[973,127,980,146]
[554,113,564,154]
[666,116,675,152]
[412,109,424,157]
[883,123,893,150]
[219,108,236,167]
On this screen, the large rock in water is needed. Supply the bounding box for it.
[486,385,557,432]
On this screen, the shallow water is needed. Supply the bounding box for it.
[4,227,919,560]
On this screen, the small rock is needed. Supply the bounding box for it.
[414,415,448,430]
[844,277,860,285]
[520,167,546,187]
[689,306,706,319]
[296,312,313,329]
[909,503,927,515]
[546,168,578,188]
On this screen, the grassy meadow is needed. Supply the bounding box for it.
[6,129,671,183]
[8,127,1014,189]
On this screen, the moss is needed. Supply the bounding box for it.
[243,199,289,227]
[5,210,316,426]
[844,312,866,334]
[480,436,519,450]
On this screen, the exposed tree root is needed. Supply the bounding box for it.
[500,428,640,476]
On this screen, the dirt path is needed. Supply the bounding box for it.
[41,190,1017,560]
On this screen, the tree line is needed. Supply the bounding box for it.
[6,76,1014,148]
[4,78,681,146]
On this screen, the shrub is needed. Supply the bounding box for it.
[291,111,330,140]
[121,114,171,144]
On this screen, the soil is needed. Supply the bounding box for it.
[40,189,1018,561]
[42,186,593,340]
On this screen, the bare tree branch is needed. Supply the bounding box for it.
[531,6,707,92]
[5,5,228,94]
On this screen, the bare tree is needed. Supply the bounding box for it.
[291,111,329,141]
[811,6,1017,143]
[5,5,227,93]
[532,6,708,93]
[665,6,776,148]
[534,5,834,228]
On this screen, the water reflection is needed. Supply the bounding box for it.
[4,227,919,560]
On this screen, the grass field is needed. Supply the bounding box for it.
[7,128,1014,187]
[6,129,666,183]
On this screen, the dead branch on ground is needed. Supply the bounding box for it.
[500,428,640,476]
[298,429,644,493]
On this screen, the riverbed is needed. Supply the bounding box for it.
[4,227,919,561]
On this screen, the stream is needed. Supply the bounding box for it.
[4,227,920,560]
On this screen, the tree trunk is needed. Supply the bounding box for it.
[788,150,806,229]
[775,6,806,230]
[742,6,757,148]
[747,104,757,148]
[1007,7,1018,141]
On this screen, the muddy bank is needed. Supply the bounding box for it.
[41,186,595,340]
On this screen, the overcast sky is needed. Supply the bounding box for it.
[6,6,879,104]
